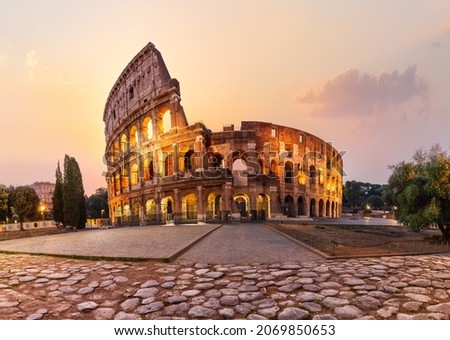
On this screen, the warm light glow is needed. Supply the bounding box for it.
[162,110,171,133]
[298,172,307,185]
[0,2,449,196]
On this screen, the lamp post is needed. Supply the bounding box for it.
[39,204,46,221]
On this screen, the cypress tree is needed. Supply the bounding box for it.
[63,155,87,228]
[52,161,64,225]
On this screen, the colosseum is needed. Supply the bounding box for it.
[103,42,343,225]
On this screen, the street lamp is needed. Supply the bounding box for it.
[39,204,46,221]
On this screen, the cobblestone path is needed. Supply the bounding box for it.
[1,253,450,320]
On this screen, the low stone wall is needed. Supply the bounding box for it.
[0,220,56,232]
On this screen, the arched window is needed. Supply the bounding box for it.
[309,165,316,184]
[165,154,173,176]
[285,161,294,184]
[129,86,134,100]
[130,163,139,186]
[270,159,278,177]
[120,134,128,153]
[114,141,120,158]
[297,197,306,215]
[184,150,195,171]
[162,110,171,133]
[130,125,138,149]
[143,156,152,181]
[146,199,156,217]
[121,168,129,189]
[142,117,152,140]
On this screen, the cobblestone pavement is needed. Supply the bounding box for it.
[1,253,450,320]
[176,224,322,264]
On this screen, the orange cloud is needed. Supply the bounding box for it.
[292,65,430,119]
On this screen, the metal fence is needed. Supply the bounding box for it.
[266,223,450,257]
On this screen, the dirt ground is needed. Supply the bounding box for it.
[272,223,448,257]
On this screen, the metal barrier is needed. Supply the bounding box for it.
[267,223,450,257]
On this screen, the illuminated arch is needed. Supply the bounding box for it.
[120,134,128,153]
[130,163,139,186]
[130,125,138,149]
[142,117,153,140]
[182,193,197,220]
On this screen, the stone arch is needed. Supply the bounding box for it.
[206,192,222,220]
[143,155,153,181]
[132,201,142,224]
[270,159,278,178]
[319,199,324,217]
[114,171,120,192]
[130,125,138,149]
[142,116,153,140]
[182,193,197,220]
[114,140,120,158]
[121,167,129,189]
[184,150,195,172]
[145,198,156,219]
[310,198,316,218]
[120,134,128,153]
[162,109,171,133]
[297,196,306,216]
[161,196,174,221]
[232,158,247,186]
[165,154,174,176]
[285,161,294,184]
[284,195,295,217]
[309,165,316,184]
[233,194,249,218]
[256,193,270,220]
[326,200,330,217]
[130,163,139,186]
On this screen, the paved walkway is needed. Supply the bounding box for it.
[176,224,321,264]
[0,225,218,261]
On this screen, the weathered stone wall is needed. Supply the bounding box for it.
[103,43,343,225]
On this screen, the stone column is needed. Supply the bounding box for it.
[249,188,257,221]
[269,186,280,218]
[173,189,181,223]
[170,95,179,129]
[173,143,179,175]
[155,191,162,223]
[197,186,205,222]
[222,182,232,221]
[140,195,146,226]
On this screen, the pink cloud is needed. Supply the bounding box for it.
[292,65,430,119]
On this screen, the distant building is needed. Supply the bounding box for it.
[103,43,343,225]
[29,181,55,211]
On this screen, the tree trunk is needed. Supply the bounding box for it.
[437,219,450,242]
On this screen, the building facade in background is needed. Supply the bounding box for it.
[103,43,343,225]
[29,181,55,211]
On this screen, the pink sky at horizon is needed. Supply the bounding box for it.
[1,1,450,195]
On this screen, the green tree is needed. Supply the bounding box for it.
[52,161,64,225]
[63,155,87,228]
[0,186,9,223]
[344,181,362,208]
[385,145,450,241]
[10,186,40,228]
[86,187,109,219]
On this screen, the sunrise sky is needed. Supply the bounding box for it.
[1,0,450,195]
